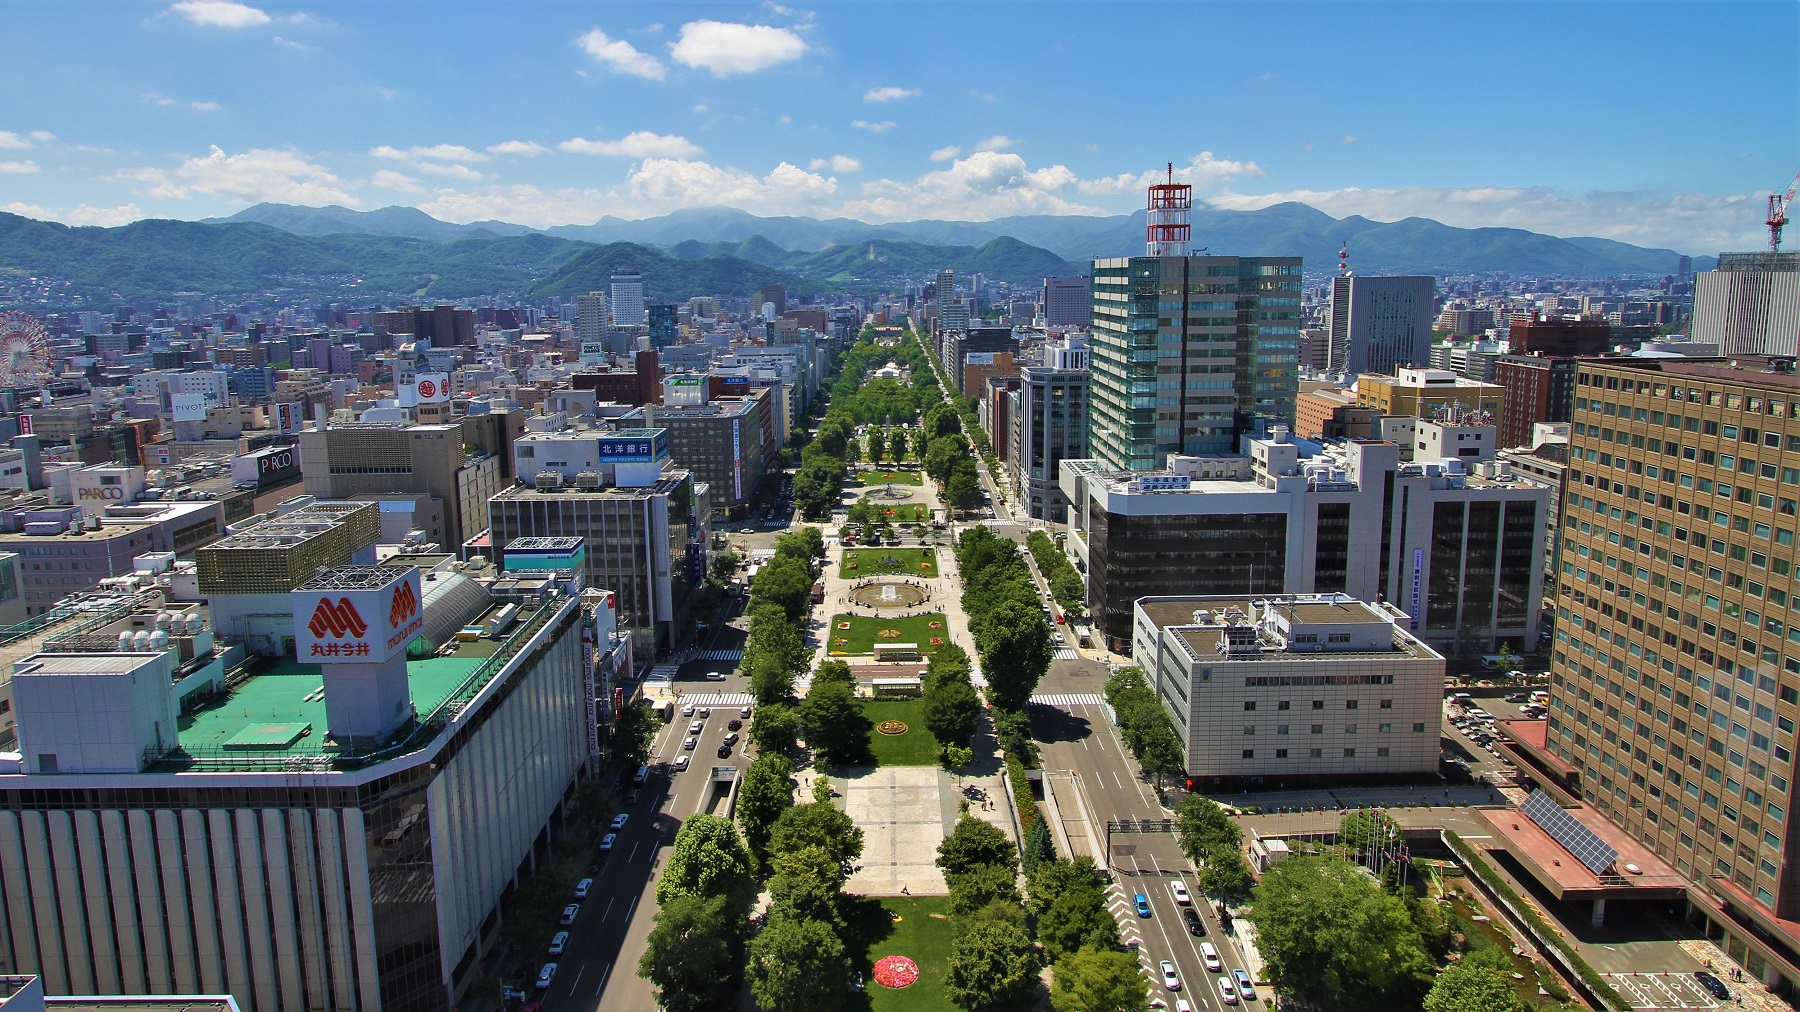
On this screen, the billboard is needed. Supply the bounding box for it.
[291,567,424,664]
[964,352,996,366]
[16,414,31,436]
[275,402,304,433]
[597,432,668,464]
[414,374,449,403]
[170,393,206,422]
[257,446,298,483]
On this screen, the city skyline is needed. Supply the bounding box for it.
[0,0,1792,253]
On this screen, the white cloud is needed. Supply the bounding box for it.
[1341,134,1359,145]
[972,135,1013,153]
[167,1,270,29]
[576,28,667,80]
[191,100,222,112]
[929,146,961,162]
[370,144,488,163]
[1085,143,1101,153]
[117,146,358,206]
[559,132,702,159]
[1206,184,1760,252]
[843,151,1107,222]
[670,21,807,77]
[0,161,39,175]
[369,169,425,193]
[413,162,486,182]
[1075,151,1264,196]
[808,155,862,173]
[272,36,314,52]
[27,131,53,143]
[141,92,177,107]
[852,120,895,134]
[413,158,837,226]
[863,86,919,103]
[0,132,34,150]
[487,140,550,158]
[2,202,146,227]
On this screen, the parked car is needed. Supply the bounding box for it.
[673,755,691,772]
[574,877,593,899]
[1134,893,1151,918]
[559,904,579,925]
[548,931,569,956]
[1161,960,1180,991]
[599,833,617,852]
[1694,971,1731,1001]
[536,964,557,989]
[1232,968,1256,1001]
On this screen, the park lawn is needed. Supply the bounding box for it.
[862,498,931,523]
[840,547,938,579]
[862,699,939,766]
[843,896,958,1012]
[858,468,924,487]
[826,613,949,656]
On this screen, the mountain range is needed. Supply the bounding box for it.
[208,201,1714,277]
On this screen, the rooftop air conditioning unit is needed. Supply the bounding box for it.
[534,470,563,490]
[574,471,603,490]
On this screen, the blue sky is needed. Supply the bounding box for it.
[1,0,1794,252]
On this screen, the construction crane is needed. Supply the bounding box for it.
[1767,170,1800,252]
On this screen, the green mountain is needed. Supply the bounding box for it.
[0,213,804,303]
[782,236,1077,286]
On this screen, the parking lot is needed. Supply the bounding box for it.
[1442,689,1546,783]
[1604,971,1729,1010]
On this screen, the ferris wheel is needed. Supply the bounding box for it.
[0,312,54,387]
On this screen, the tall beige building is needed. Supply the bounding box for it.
[299,419,514,552]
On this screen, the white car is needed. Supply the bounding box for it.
[610,813,629,831]
[1161,960,1180,991]
[599,833,617,852]
[1170,880,1191,905]
[1232,968,1256,1001]
[536,964,557,990]
[1218,977,1239,1005]
[574,877,593,898]
[681,702,695,717]
[548,930,569,955]
[682,736,698,751]
[689,720,704,734]
[1175,1001,1193,1012]
[672,755,690,772]
[559,904,579,925]
[1201,942,1222,972]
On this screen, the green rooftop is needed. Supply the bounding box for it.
[178,655,483,757]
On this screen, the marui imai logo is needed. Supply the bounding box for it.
[389,579,419,629]
[308,597,368,639]
[417,379,436,399]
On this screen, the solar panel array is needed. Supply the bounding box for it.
[1522,789,1618,875]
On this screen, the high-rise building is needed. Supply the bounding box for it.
[1040,276,1093,329]
[759,284,787,318]
[1009,353,1090,521]
[1533,355,1800,991]
[1132,594,1445,787]
[935,269,967,338]
[619,397,766,517]
[648,303,677,347]
[610,269,646,327]
[0,564,593,1011]
[1328,275,1435,375]
[1509,314,1612,357]
[1693,252,1800,357]
[576,291,608,345]
[298,422,509,553]
[1494,353,1583,448]
[1087,255,1302,469]
[1061,425,1548,652]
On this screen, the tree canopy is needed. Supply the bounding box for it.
[656,814,754,911]
[946,917,1043,1012]
[1247,856,1435,1012]
[637,893,742,1012]
[1049,946,1148,1012]
[746,914,850,1012]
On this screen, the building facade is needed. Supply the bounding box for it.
[1692,252,1800,358]
[1494,353,1583,448]
[609,270,646,327]
[1328,275,1435,376]
[1358,367,1505,429]
[1041,276,1093,329]
[299,423,506,552]
[1009,362,1090,521]
[1132,595,1444,786]
[1088,255,1302,470]
[1062,426,1549,653]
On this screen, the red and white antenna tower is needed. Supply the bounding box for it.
[1146,162,1191,257]
[1767,169,1800,252]
[1338,241,1351,276]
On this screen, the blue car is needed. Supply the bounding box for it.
[1135,893,1151,918]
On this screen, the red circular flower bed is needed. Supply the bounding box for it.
[873,955,919,989]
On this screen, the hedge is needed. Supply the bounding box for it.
[1444,831,1628,1011]
[1006,754,1039,838]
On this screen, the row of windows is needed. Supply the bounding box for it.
[1238,748,1390,759]
[1243,698,1393,710]
[1240,723,1426,734]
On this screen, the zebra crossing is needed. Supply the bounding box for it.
[1053,647,1080,661]
[699,648,743,662]
[682,692,754,708]
[1029,692,1107,707]
[1105,883,1149,965]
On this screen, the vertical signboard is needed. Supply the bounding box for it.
[1409,549,1424,630]
[275,402,304,433]
[731,418,743,502]
[583,621,599,771]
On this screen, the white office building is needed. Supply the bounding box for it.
[1692,252,1800,357]
[1329,274,1436,375]
[609,270,646,327]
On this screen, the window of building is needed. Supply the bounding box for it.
[1242,750,1255,759]
[1310,724,1323,734]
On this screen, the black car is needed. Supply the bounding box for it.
[718,744,733,758]
[728,719,743,731]
[1182,908,1205,936]
[1694,971,1731,1001]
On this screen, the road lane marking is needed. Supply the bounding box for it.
[627,841,640,863]
[625,896,638,923]
[570,965,585,990]
[595,962,612,998]
[599,897,615,922]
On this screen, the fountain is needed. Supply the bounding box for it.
[851,580,929,610]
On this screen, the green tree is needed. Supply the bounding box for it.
[657,814,754,910]
[1037,881,1118,960]
[709,549,741,584]
[749,653,797,707]
[1174,793,1242,865]
[1050,947,1148,1012]
[1248,856,1435,1012]
[751,555,814,621]
[800,679,867,766]
[946,917,1043,1012]
[1134,724,1186,789]
[925,642,974,693]
[766,844,847,926]
[745,603,807,680]
[1050,569,1086,617]
[1198,842,1255,903]
[866,431,885,464]
[746,915,849,1012]
[1021,817,1055,873]
[937,812,1016,886]
[775,528,825,566]
[924,673,982,745]
[924,436,968,484]
[812,659,854,690]
[737,753,794,870]
[979,601,1053,710]
[1338,810,1402,858]
[1423,962,1522,1012]
[749,701,803,753]
[613,699,658,768]
[888,427,910,462]
[911,427,929,459]
[949,859,1021,917]
[769,799,864,880]
[945,468,981,511]
[637,893,742,1012]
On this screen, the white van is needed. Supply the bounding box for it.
[1200,942,1222,972]
[633,765,649,785]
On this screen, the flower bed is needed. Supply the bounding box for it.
[873,954,919,989]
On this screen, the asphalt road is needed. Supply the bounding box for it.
[532,608,758,1012]
[1031,658,1263,1010]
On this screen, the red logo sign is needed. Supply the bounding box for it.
[308,597,368,639]
[389,580,419,630]
[417,379,437,399]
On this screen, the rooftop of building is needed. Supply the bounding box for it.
[1,976,240,1012]
[623,399,757,418]
[1477,800,1686,899]
[491,471,688,500]
[0,521,156,543]
[1138,594,1438,662]
[1584,354,1800,390]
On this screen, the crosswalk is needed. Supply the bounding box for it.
[1053,647,1080,661]
[699,648,743,662]
[683,692,754,707]
[1105,883,1149,967]
[1030,692,1107,707]
[644,664,682,683]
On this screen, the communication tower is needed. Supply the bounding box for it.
[1145,163,1191,257]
